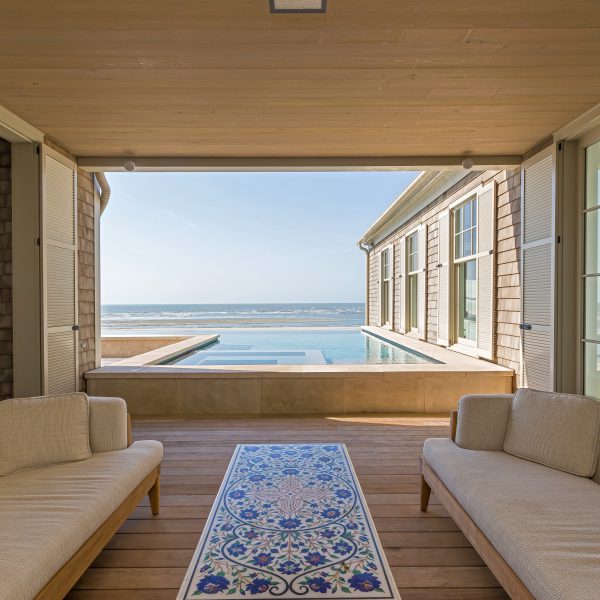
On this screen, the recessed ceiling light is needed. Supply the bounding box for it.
[270,0,327,13]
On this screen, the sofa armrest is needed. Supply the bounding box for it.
[88,396,128,452]
[455,394,514,451]
[450,410,458,441]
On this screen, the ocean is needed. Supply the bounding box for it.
[102,303,366,336]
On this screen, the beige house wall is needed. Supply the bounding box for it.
[77,169,97,388]
[0,138,12,400]
[367,169,522,375]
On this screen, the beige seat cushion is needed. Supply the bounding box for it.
[0,440,162,600]
[0,393,91,477]
[504,388,600,477]
[424,438,600,600]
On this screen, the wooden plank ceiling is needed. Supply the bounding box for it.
[1,0,600,158]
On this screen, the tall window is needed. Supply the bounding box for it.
[454,197,477,343]
[380,246,392,327]
[407,232,419,330]
[583,139,600,398]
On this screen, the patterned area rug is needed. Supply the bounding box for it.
[177,444,400,599]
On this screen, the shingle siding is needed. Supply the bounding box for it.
[77,169,97,389]
[367,169,522,375]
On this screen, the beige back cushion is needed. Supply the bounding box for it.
[594,432,600,485]
[504,388,600,477]
[0,393,91,477]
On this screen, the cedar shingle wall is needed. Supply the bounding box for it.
[77,169,97,389]
[0,138,12,400]
[367,170,522,375]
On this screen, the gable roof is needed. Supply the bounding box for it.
[358,171,467,247]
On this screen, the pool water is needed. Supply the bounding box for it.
[163,329,440,366]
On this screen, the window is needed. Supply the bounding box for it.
[453,197,477,343]
[583,139,600,398]
[380,246,393,327]
[407,232,419,330]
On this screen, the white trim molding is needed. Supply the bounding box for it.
[359,171,467,246]
[0,104,44,143]
[553,102,600,143]
[78,155,523,173]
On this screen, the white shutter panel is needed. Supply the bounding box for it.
[43,149,79,394]
[389,244,395,330]
[417,225,426,339]
[398,236,406,333]
[476,184,496,360]
[521,150,554,391]
[437,211,450,346]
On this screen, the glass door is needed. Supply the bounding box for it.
[583,138,600,397]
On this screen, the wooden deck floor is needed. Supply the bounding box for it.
[67,415,509,600]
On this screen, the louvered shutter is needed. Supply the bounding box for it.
[521,149,554,391]
[437,211,450,346]
[476,184,496,360]
[43,148,79,394]
[417,225,426,339]
[388,244,395,330]
[398,236,406,333]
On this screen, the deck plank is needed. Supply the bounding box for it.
[68,415,509,600]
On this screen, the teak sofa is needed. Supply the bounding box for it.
[421,389,600,600]
[0,393,163,600]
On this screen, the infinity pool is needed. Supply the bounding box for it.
[162,328,440,366]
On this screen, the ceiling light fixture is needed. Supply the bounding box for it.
[270,0,327,13]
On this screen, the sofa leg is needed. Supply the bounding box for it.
[149,469,160,516]
[420,474,431,512]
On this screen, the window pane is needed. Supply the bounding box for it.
[472,197,477,226]
[455,233,462,260]
[584,342,600,399]
[454,206,462,235]
[408,234,418,272]
[409,274,418,329]
[458,259,477,341]
[585,139,600,209]
[585,210,600,274]
[463,202,471,229]
[471,225,477,255]
[463,230,471,258]
[585,276,600,341]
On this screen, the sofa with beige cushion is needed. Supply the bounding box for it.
[421,389,600,600]
[0,393,163,600]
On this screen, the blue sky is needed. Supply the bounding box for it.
[101,171,418,304]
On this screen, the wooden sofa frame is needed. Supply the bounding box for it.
[34,415,161,600]
[420,410,535,600]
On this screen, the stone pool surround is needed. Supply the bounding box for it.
[86,327,514,416]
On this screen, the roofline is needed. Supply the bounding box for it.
[358,170,467,246]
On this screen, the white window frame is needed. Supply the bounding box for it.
[444,182,496,358]
[452,193,478,348]
[379,244,394,329]
[406,230,419,333]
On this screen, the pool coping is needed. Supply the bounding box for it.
[107,334,219,366]
[87,326,513,380]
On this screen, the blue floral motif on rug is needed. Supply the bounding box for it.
[177,444,400,600]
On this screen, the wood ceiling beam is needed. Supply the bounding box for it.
[77,156,523,172]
